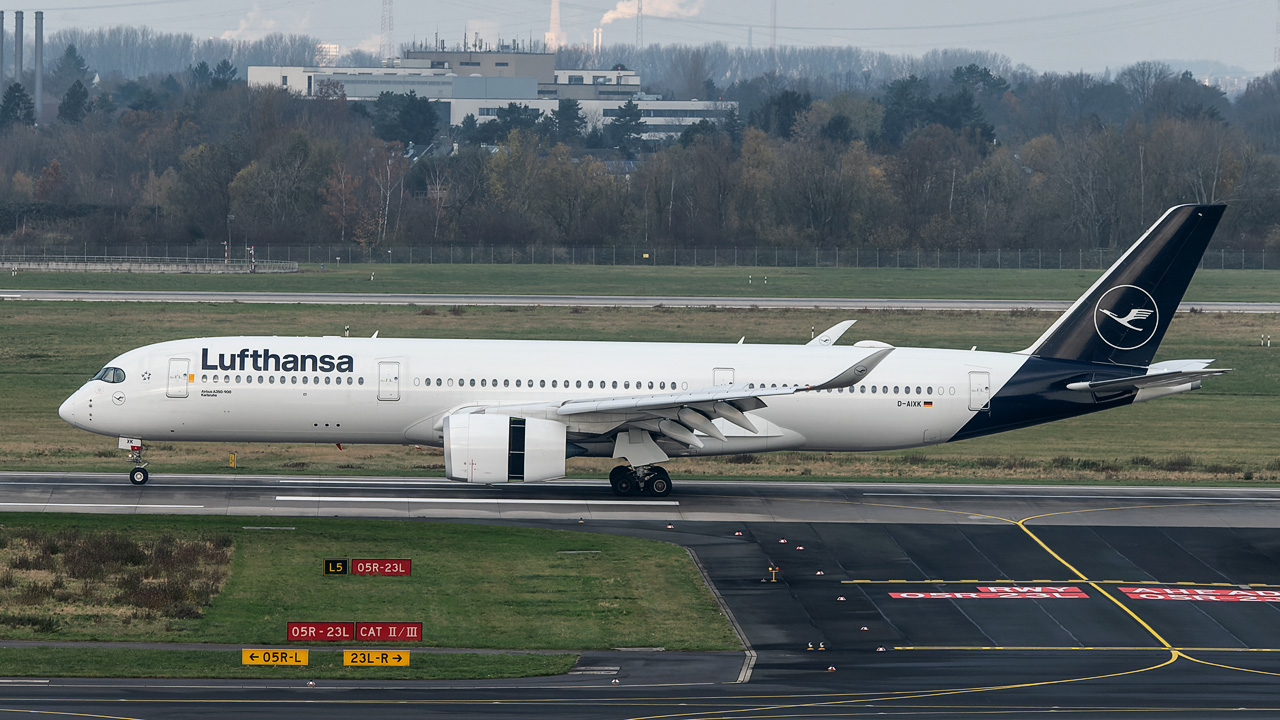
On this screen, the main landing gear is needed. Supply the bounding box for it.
[609,465,672,497]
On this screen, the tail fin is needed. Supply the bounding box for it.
[1021,204,1225,367]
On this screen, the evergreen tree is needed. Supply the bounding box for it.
[50,44,92,96]
[607,99,645,156]
[188,61,212,90]
[211,59,238,90]
[553,98,586,143]
[57,80,90,124]
[0,83,36,129]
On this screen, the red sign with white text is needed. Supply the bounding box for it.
[356,622,423,641]
[890,586,1087,600]
[287,621,354,641]
[352,559,412,576]
[1121,587,1280,602]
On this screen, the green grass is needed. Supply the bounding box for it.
[0,647,576,680]
[3,264,1278,302]
[1,301,1275,483]
[0,514,740,652]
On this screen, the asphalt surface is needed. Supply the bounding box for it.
[6,474,1280,718]
[3,288,1279,312]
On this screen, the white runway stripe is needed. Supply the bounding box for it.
[275,496,678,506]
[0,503,204,508]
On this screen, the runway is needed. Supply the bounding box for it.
[4,288,1279,312]
[5,474,1280,718]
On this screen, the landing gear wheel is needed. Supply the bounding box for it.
[609,465,639,495]
[646,466,672,497]
[129,467,149,486]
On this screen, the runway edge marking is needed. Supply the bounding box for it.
[685,546,755,684]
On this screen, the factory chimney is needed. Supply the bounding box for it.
[34,11,42,121]
[14,11,22,85]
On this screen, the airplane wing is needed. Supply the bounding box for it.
[460,348,893,452]
[1066,359,1230,392]
[806,320,856,346]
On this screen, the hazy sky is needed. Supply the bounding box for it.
[34,0,1277,74]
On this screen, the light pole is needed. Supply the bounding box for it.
[226,214,234,264]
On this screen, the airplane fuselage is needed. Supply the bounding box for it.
[59,335,1141,457]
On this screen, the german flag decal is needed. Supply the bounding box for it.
[923,402,933,407]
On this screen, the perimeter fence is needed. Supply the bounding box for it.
[0,244,1274,270]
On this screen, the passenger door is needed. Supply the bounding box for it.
[167,358,190,398]
[378,361,400,401]
[968,371,991,412]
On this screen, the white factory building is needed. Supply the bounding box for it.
[247,50,735,140]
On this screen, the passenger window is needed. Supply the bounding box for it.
[436,378,441,386]
[202,374,208,383]
[325,376,331,385]
[213,375,219,383]
[504,379,510,387]
[291,376,297,384]
[903,386,909,394]
[540,380,546,388]
[916,386,922,394]
[258,375,264,383]
[516,379,522,387]
[661,382,667,390]
[588,381,594,388]
[648,381,653,389]
[235,375,242,383]
[893,386,899,394]
[269,376,275,384]
[552,380,558,388]
[314,376,320,385]
[624,381,630,389]
[882,386,888,394]
[575,380,581,388]
[481,379,487,387]
[612,381,618,389]
[860,385,866,393]
[871,386,876,394]
[347,377,353,385]
[469,379,475,387]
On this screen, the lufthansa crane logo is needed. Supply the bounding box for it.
[1093,285,1159,350]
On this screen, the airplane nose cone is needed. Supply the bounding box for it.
[59,394,78,426]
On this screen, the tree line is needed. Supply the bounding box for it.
[1,45,1279,255]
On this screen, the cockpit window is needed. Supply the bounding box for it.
[92,367,126,383]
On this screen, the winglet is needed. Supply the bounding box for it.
[807,320,856,346]
[807,348,892,391]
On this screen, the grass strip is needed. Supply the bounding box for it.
[4,265,1278,302]
[0,647,577,680]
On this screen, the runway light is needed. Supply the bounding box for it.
[611,678,620,685]
[778,538,787,543]
[815,570,824,575]
[827,666,836,672]
[796,546,805,551]
[876,646,886,652]
[807,642,814,650]
[819,642,825,650]
[306,681,315,687]
[666,524,675,529]
[734,531,743,536]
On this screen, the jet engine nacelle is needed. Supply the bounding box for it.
[443,413,567,483]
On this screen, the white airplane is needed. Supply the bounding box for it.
[59,204,1230,496]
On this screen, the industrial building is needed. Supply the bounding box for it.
[247,50,734,140]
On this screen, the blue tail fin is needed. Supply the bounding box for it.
[1022,204,1225,367]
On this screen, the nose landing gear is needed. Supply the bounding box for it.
[609,464,672,497]
[122,438,149,485]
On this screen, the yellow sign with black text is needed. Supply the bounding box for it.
[344,650,410,666]
[242,649,308,665]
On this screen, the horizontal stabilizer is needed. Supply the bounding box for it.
[1067,362,1230,392]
